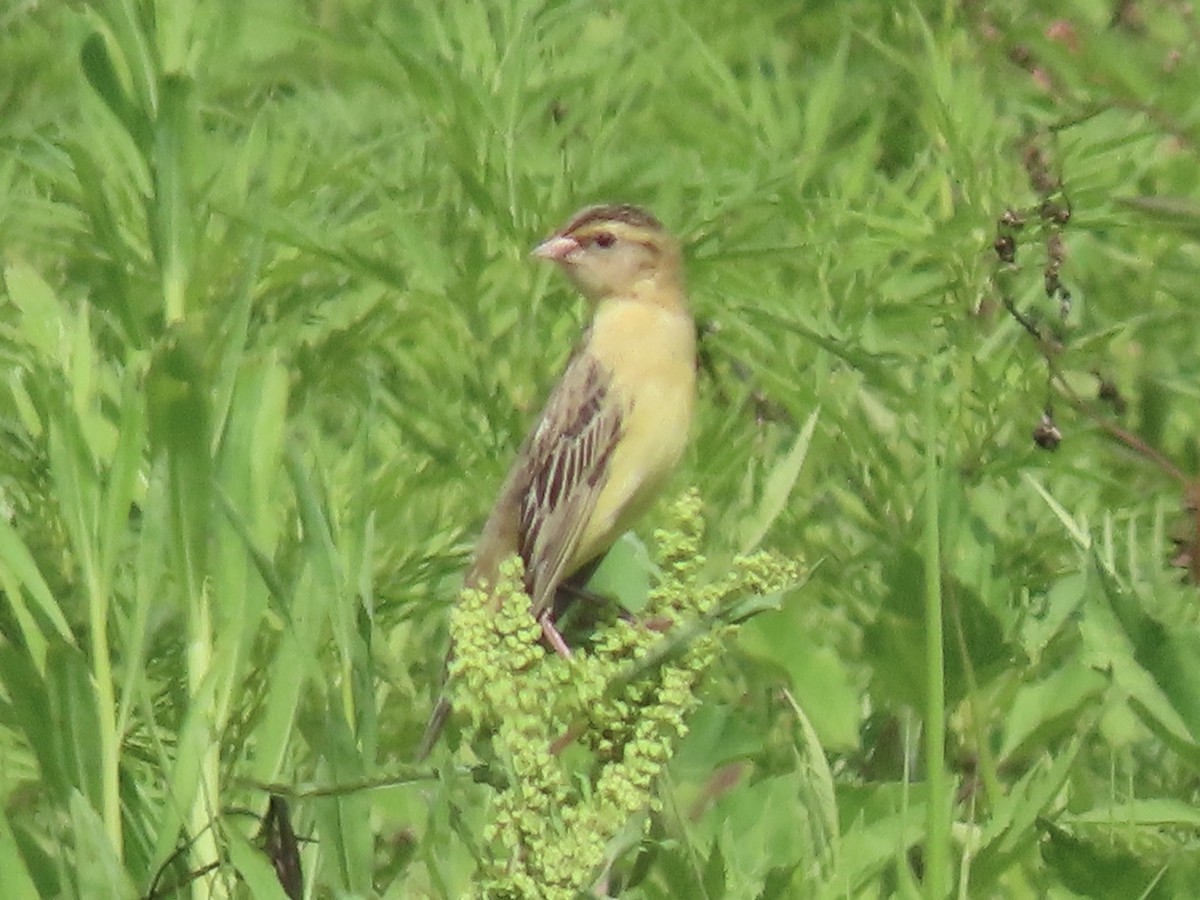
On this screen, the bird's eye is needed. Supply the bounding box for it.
[592,231,616,249]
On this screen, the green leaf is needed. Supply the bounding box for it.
[973,739,1083,883]
[226,823,295,900]
[147,330,213,591]
[1094,551,1200,744]
[79,31,151,151]
[150,73,196,323]
[1038,819,1165,900]
[739,618,858,751]
[738,408,819,553]
[0,519,77,668]
[1065,798,1200,829]
[69,791,135,899]
[1118,195,1200,240]
[46,642,105,810]
[586,531,654,613]
[702,837,727,899]
[865,549,1010,711]
[300,707,373,894]
[999,663,1107,762]
[3,261,66,360]
[0,806,40,898]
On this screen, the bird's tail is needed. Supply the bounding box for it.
[414,689,451,762]
[414,639,453,762]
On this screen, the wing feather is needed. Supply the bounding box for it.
[518,350,622,615]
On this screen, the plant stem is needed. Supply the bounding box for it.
[923,370,948,899]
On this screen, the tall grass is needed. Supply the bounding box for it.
[2,0,1200,896]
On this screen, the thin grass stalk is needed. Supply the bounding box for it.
[922,371,948,898]
[84,494,123,859]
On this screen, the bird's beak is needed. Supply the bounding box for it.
[530,234,579,261]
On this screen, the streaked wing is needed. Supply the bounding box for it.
[519,349,622,616]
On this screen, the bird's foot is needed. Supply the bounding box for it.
[539,611,573,659]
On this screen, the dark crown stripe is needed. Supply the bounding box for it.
[561,204,662,235]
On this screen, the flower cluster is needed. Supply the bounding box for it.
[449,491,800,898]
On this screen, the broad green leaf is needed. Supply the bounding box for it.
[69,791,135,899]
[1094,552,1200,744]
[738,408,819,553]
[79,31,151,150]
[1118,195,1200,240]
[1039,819,1165,900]
[0,811,40,898]
[585,531,654,613]
[3,261,66,359]
[739,617,858,751]
[999,663,1107,762]
[0,518,76,668]
[226,822,295,900]
[301,707,373,894]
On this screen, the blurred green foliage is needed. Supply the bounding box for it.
[1,0,1200,897]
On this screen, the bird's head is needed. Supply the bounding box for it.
[532,204,682,303]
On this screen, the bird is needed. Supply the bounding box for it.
[416,203,695,757]
[469,203,697,654]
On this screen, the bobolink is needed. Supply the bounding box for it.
[470,203,696,653]
[417,204,694,758]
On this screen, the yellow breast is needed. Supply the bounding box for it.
[570,295,696,571]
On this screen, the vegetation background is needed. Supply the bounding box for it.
[2,0,1199,896]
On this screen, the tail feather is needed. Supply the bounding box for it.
[414,690,451,762]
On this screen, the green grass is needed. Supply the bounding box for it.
[3,0,1200,897]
